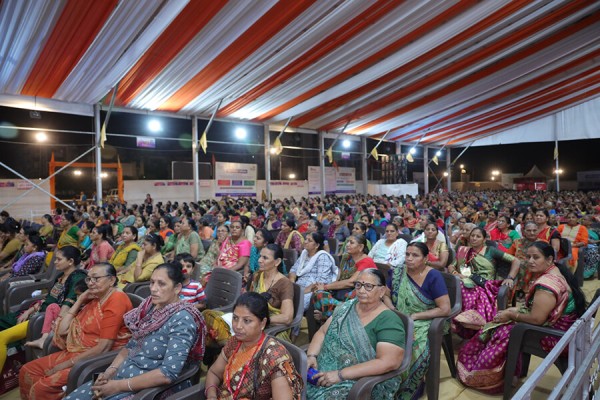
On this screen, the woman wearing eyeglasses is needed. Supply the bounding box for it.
[306,269,406,400]
[0,245,87,373]
[19,263,133,400]
[384,242,451,399]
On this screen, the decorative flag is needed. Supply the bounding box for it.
[554,145,558,160]
[370,147,378,159]
[432,155,439,165]
[332,160,339,172]
[200,131,207,154]
[100,123,107,148]
[406,153,414,163]
[326,147,333,164]
[273,137,283,155]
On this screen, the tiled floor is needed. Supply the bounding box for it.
[3,279,598,400]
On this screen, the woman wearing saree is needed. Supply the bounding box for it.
[85,225,115,269]
[0,245,87,372]
[197,225,228,284]
[506,221,539,295]
[109,226,140,272]
[204,244,294,345]
[216,220,251,272]
[275,219,304,254]
[384,242,451,399]
[581,215,600,279]
[175,217,205,262]
[489,215,521,252]
[306,269,405,400]
[448,228,520,338]
[326,214,351,243]
[483,210,498,236]
[118,233,164,288]
[534,208,561,256]
[244,228,274,279]
[457,242,586,393]
[66,263,206,400]
[423,222,449,270]
[57,212,80,249]
[19,263,133,399]
[204,292,303,400]
[311,235,376,321]
[557,211,588,272]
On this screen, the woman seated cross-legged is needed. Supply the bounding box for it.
[383,242,451,399]
[66,262,206,400]
[204,292,304,400]
[306,269,405,400]
[19,263,133,400]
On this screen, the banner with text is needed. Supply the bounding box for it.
[308,166,355,195]
[215,162,257,197]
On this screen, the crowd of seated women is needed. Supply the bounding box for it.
[0,188,599,399]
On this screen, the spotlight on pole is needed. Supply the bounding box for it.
[342,139,351,149]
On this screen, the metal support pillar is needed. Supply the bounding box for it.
[319,131,326,198]
[264,125,271,200]
[94,104,103,206]
[423,146,429,194]
[554,114,560,192]
[192,116,199,202]
[361,136,368,194]
[446,148,452,192]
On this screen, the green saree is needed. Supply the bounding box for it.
[307,299,403,400]
[391,266,436,399]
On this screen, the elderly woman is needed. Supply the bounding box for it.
[204,292,303,399]
[557,211,588,272]
[275,219,304,254]
[384,242,450,398]
[449,227,520,338]
[306,269,405,400]
[118,233,164,288]
[0,245,87,372]
[109,226,140,272]
[368,223,408,268]
[216,220,251,272]
[457,242,586,393]
[66,263,206,400]
[453,222,476,252]
[19,263,133,399]
[288,232,338,309]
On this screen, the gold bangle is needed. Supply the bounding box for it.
[514,312,519,322]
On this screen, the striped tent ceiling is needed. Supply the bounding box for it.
[1,0,599,146]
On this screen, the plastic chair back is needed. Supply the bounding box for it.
[204,268,242,312]
[276,337,307,400]
[201,239,212,253]
[283,248,299,272]
[265,283,303,336]
[127,292,144,308]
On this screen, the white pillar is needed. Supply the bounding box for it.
[446,147,452,192]
[423,146,429,194]
[319,131,326,198]
[361,136,368,194]
[94,104,102,206]
[192,116,199,202]
[264,125,271,200]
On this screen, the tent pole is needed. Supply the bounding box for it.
[319,131,326,198]
[423,146,429,194]
[447,148,451,192]
[264,125,271,200]
[361,136,368,194]
[94,104,102,206]
[192,116,199,202]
